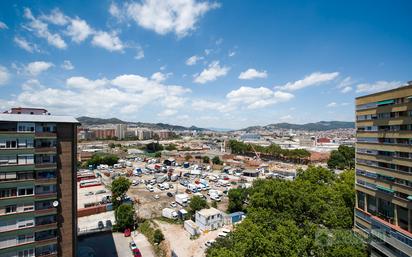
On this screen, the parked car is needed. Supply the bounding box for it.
[105,220,112,228]
[205,240,216,247]
[94,189,106,195]
[124,228,131,237]
[97,221,104,230]
[218,232,227,238]
[222,228,230,234]
[133,249,142,257]
[154,195,160,200]
[129,241,138,251]
[84,191,94,196]
[170,202,177,208]
[167,192,174,197]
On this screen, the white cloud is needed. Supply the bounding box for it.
[158,109,178,117]
[3,73,191,118]
[66,18,93,43]
[0,66,10,85]
[341,86,352,93]
[25,61,54,76]
[327,102,337,108]
[278,72,339,91]
[228,51,236,57]
[356,81,402,94]
[14,37,39,53]
[61,60,74,70]
[193,61,229,84]
[226,86,294,109]
[92,31,124,52]
[125,0,220,37]
[0,21,8,30]
[109,3,123,20]
[40,9,69,25]
[192,99,225,111]
[151,72,168,82]
[23,8,67,49]
[238,68,268,80]
[185,55,203,66]
[135,46,145,60]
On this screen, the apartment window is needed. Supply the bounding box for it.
[36,170,56,179]
[5,205,17,214]
[367,195,377,215]
[0,155,17,165]
[17,171,34,180]
[18,154,34,165]
[0,219,16,232]
[18,187,34,196]
[18,248,34,257]
[17,203,35,212]
[0,139,18,148]
[357,191,365,210]
[17,234,34,244]
[35,244,57,256]
[35,185,56,195]
[0,188,17,198]
[35,215,56,226]
[0,172,17,181]
[17,123,35,132]
[17,218,34,228]
[35,200,53,210]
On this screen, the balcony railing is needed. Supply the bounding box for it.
[371,215,412,249]
[35,147,56,153]
[34,132,56,138]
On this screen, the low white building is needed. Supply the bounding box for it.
[195,207,223,231]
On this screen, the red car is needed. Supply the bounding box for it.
[124,228,131,237]
[133,248,142,257]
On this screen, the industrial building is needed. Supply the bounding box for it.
[354,84,412,257]
[0,108,79,257]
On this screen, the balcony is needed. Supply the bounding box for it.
[35,163,57,169]
[34,192,57,200]
[35,147,56,154]
[35,229,58,243]
[34,132,56,139]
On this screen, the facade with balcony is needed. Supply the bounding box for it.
[355,85,412,257]
[0,110,78,257]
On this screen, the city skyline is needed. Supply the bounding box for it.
[0,0,411,129]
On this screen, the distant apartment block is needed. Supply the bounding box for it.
[354,84,412,257]
[0,108,79,257]
[89,128,115,139]
[115,124,127,140]
[154,130,173,140]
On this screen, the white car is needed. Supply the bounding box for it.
[146,185,154,192]
[154,195,160,200]
[222,228,231,234]
[210,194,221,202]
[218,232,227,238]
[132,180,139,186]
[205,240,216,247]
[170,202,177,208]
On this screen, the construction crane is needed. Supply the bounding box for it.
[250,144,261,161]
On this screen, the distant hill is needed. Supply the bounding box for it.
[77,116,207,131]
[242,121,355,132]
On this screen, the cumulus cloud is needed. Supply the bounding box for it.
[185,55,203,66]
[226,86,294,109]
[23,8,67,49]
[151,72,169,82]
[158,109,178,117]
[0,21,8,30]
[193,61,229,84]
[14,37,39,53]
[278,72,339,91]
[61,60,74,70]
[337,76,355,93]
[25,61,54,76]
[238,68,267,80]
[3,73,191,118]
[341,86,352,93]
[40,8,69,25]
[124,0,220,37]
[0,66,10,85]
[66,17,93,43]
[92,31,124,52]
[356,81,402,94]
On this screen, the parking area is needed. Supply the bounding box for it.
[78,232,132,257]
[78,211,115,232]
[77,184,111,209]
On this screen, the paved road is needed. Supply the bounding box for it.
[131,231,156,257]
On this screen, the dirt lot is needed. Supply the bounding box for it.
[154,220,233,257]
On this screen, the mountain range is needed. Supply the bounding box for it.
[77,116,354,132]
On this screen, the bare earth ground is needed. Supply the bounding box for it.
[154,220,232,257]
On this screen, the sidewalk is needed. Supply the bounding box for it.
[131,230,156,257]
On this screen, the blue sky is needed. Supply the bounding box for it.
[0,0,411,129]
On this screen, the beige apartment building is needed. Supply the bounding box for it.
[355,83,412,257]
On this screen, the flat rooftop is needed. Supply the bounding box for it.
[0,113,79,123]
[197,207,221,217]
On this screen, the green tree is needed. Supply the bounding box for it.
[87,153,119,167]
[154,151,162,158]
[203,156,210,164]
[153,229,165,244]
[146,142,164,153]
[115,204,134,231]
[227,188,248,213]
[212,156,222,165]
[108,143,116,148]
[189,195,209,216]
[327,145,355,170]
[165,144,177,151]
[111,177,131,209]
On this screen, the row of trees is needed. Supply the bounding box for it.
[207,166,366,257]
[87,153,119,167]
[202,156,224,165]
[228,140,311,163]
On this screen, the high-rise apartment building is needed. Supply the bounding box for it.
[355,84,412,257]
[0,109,79,257]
